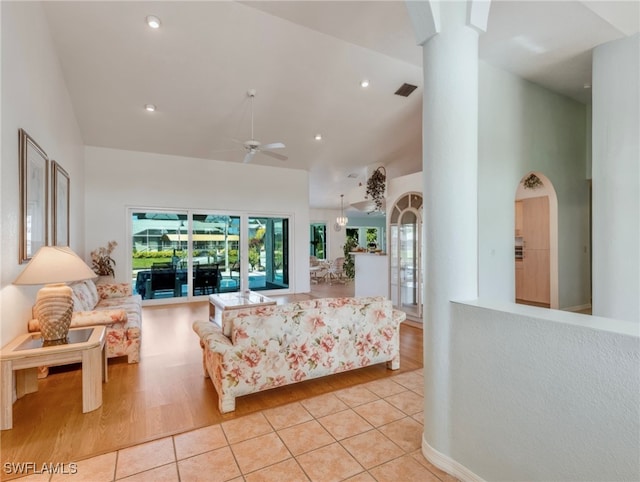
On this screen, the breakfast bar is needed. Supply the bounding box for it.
[351,252,389,298]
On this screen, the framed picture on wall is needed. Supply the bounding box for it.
[52,160,70,246]
[19,128,49,263]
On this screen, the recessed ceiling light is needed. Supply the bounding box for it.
[314,134,322,141]
[145,104,156,112]
[146,15,161,29]
[360,79,370,88]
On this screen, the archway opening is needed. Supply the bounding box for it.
[389,192,423,321]
[514,172,559,309]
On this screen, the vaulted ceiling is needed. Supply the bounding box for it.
[42,1,638,211]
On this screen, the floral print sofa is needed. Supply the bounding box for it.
[28,278,142,364]
[193,296,405,413]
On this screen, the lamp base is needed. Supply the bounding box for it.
[34,283,73,341]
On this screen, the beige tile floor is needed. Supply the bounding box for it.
[27,369,455,482]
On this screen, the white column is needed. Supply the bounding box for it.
[408,0,484,455]
[592,34,640,323]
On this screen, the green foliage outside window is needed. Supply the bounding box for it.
[366,228,378,244]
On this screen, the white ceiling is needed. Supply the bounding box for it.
[41,1,638,212]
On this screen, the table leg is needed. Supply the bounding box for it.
[102,344,108,383]
[82,345,103,413]
[1,361,13,430]
[209,302,216,322]
[16,368,38,398]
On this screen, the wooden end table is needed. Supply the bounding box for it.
[0,326,107,430]
[209,291,276,333]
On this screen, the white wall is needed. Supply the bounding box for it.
[478,61,590,310]
[444,300,639,481]
[309,209,345,261]
[592,34,640,323]
[386,172,422,211]
[1,2,85,345]
[84,147,310,294]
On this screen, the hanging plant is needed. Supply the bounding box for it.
[523,173,543,190]
[366,166,386,212]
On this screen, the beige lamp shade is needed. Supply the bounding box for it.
[14,246,97,340]
[14,246,97,285]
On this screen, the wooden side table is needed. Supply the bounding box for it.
[0,326,107,430]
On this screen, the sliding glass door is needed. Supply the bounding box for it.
[247,216,289,291]
[131,209,288,301]
[131,211,189,301]
[191,214,241,295]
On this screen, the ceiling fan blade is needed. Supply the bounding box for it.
[242,151,256,164]
[261,142,285,150]
[261,150,288,161]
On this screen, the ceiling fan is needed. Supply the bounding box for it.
[232,89,287,164]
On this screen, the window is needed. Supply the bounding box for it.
[346,228,359,245]
[345,226,382,250]
[131,209,289,301]
[247,216,289,291]
[131,211,189,301]
[309,223,326,259]
[191,214,241,294]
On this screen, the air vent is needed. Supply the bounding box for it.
[394,83,418,97]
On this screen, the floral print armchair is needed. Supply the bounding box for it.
[193,296,405,413]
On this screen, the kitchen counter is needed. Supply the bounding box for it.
[350,252,389,297]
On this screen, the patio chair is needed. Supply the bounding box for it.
[310,256,328,284]
[150,265,178,299]
[194,265,220,295]
[325,257,346,284]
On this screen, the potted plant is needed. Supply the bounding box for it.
[523,173,543,189]
[366,166,386,212]
[343,236,358,279]
[91,240,117,277]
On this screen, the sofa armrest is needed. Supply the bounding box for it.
[392,309,406,324]
[71,309,128,326]
[193,321,233,355]
[96,283,132,299]
[27,309,127,332]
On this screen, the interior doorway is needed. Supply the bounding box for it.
[389,193,423,321]
[514,172,559,309]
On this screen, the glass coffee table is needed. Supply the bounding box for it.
[209,291,276,335]
[0,326,107,430]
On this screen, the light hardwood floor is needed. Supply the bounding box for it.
[0,282,423,480]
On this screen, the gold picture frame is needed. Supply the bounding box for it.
[52,161,70,246]
[19,128,49,263]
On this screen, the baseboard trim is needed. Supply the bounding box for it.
[403,319,423,329]
[422,436,485,482]
[563,303,592,313]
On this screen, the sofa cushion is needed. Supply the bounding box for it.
[96,282,132,299]
[70,279,100,311]
[221,296,387,338]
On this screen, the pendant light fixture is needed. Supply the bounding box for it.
[336,194,348,227]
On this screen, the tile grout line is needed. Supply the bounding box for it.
[22,370,428,482]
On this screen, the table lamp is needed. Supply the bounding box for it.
[14,246,97,341]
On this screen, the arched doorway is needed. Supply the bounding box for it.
[514,172,559,308]
[389,192,423,321]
